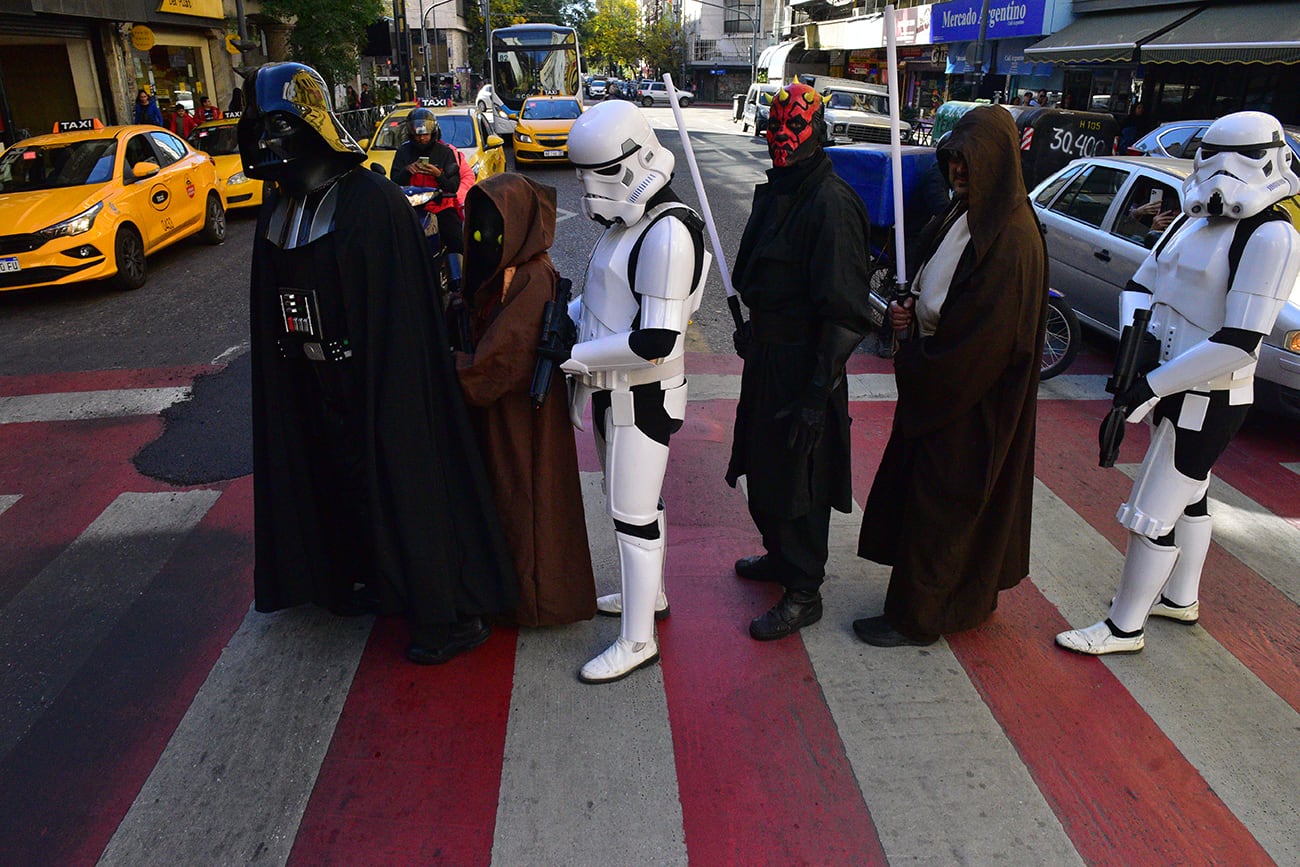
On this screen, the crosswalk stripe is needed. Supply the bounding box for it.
[0,490,219,762]
[1031,479,1298,864]
[491,474,688,865]
[100,607,372,867]
[0,494,18,517]
[0,388,191,424]
[810,506,1085,865]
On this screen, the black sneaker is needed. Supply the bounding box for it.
[407,617,491,665]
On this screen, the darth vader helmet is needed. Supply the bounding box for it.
[568,100,674,226]
[1183,111,1300,220]
[238,62,364,198]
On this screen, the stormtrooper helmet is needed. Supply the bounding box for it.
[568,100,674,226]
[1183,111,1300,220]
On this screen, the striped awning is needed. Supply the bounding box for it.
[1023,7,1196,64]
[1141,3,1300,65]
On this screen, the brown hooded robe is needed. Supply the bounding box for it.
[456,173,596,627]
[858,106,1048,639]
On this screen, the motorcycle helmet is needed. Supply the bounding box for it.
[408,108,441,141]
[568,100,674,226]
[1183,111,1300,219]
[238,62,363,198]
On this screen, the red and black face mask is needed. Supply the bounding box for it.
[767,83,823,168]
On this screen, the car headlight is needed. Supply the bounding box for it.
[37,201,103,240]
[832,123,846,135]
[516,133,533,144]
[1285,330,1300,353]
[227,171,247,185]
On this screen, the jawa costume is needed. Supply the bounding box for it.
[455,173,596,627]
[727,82,873,642]
[1057,111,1300,655]
[856,105,1047,646]
[239,63,516,665]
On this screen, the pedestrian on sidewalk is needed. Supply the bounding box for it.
[238,62,516,666]
[133,89,164,126]
[726,82,873,642]
[854,106,1046,647]
[454,172,596,628]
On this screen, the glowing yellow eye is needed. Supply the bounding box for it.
[496,234,502,244]
[473,229,482,242]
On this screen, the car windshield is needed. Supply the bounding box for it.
[758,91,775,106]
[372,114,475,150]
[0,139,118,193]
[188,125,239,156]
[371,117,409,150]
[826,91,888,114]
[522,99,581,120]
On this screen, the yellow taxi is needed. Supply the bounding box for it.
[0,119,225,293]
[360,99,506,182]
[512,96,583,166]
[187,114,263,210]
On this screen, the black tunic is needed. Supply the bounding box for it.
[250,168,516,627]
[727,153,873,518]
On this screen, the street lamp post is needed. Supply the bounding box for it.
[419,0,460,97]
[692,0,760,85]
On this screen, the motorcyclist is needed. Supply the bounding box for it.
[393,108,464,286]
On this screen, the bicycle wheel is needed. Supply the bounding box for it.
[1041,293,1081,381]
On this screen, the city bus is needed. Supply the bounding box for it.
[488,23,583,113]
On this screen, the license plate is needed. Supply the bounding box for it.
[543,149,563,157]
[0,257,19,274]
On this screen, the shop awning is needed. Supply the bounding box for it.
[759,39,804,75]
[1023,7,1196,64]
[807,13,884,52]
[1141,3,1300,65]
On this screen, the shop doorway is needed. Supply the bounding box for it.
[0,44,78,140]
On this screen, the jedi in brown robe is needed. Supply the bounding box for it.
[455,172,597,627]
[856,105,1048,642]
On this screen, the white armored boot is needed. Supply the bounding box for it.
[1057,533,1179,655]
[595,510,669,619]
[580,531,663,684]
[1152,513,1211,623]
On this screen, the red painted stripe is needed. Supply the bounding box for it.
[289,618,518,867]
[0,365,217,397]
[1033,399,1300,714]
[947,581,1272,866]
[0,475,253,866]
[1214,411,1300,529]
[659,401,888,865]
[0,416,177,606]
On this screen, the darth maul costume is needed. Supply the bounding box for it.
[238,63,516,664]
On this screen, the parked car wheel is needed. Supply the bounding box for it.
[200,193,226,245]
[641,96,654,108]
[109,225,147,291]
[677,96,691,107]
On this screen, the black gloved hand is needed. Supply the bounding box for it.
[556,311,578,353]
[536,343,571,364]
[775,389,829,455]
[1114,375,1155,413]
[732,320,752,359]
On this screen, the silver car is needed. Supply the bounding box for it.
[638,81,693,108]
[1030,155,1300,419]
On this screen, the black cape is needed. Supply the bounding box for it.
[250,168,517,627]
[727,153,873,517]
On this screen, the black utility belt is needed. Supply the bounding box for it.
[277,288,352,362]
[750,314,815,345]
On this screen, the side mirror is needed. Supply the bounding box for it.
[506,111,519,121]
[357,137,370,149]
[130,161,160,181]
[486,134,505,149]
[370,162,386,176]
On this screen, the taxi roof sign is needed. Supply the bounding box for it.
[417,97,452,108]
[54,118,104,133]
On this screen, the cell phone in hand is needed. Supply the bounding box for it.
[1149,189,1163,206]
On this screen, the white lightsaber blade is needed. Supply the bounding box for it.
[662,73,740,304]
[885,4,908,290]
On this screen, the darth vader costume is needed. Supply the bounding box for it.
[239,62,516,663]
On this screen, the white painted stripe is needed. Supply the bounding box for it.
[1283,462,1299,476]
[684,372,1109,402]
[211,342,248,365]
[0,491,219,760]
[802,503,1084,865]
[1117,465,1300,606]
[0,387,190,424]
[99,607,372,867]
[1032,479,1300,865]
[491,473,687,865]
[0,494,19,517]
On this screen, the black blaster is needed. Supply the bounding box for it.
[1098,307,1159,467]
[530,277,575,408]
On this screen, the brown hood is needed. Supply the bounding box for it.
[466,172,557,286]
[939,105,1029,263]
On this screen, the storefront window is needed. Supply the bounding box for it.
[133,44,207,114]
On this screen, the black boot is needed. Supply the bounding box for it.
[852,615,938,648]
[407,617,491,665]
[734,554,784,583]
[749,590,823,641]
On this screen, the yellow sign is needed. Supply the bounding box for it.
[157,0,224,19]
[225,33,241,55]
[131,25,156,51]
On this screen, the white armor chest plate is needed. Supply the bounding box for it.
[1147,219,1235,361]
[579,222,646,343]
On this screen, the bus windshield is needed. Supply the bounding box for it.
[491,24,581,110]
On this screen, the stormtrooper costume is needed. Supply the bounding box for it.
[1058,111,1300,655]
[562,100,708,683]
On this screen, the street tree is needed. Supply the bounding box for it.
[580,0,640,75]
[641,11,685,79]
[261,0,385,89]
